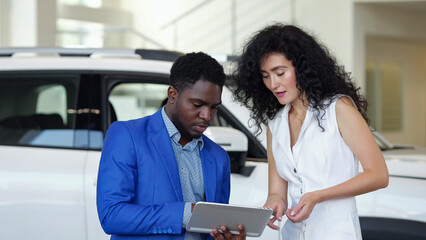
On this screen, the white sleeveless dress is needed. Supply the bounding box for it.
[268,96,362,240]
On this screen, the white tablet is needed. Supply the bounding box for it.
[186,202,273,237]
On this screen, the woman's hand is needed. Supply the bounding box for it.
[263,195,286,230]
[210,224,246,240]
[286,191,320,223]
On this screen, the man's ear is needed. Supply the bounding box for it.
[167,86,178,104]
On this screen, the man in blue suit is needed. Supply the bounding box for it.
[97,52,245,240]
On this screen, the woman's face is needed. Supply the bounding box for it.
[260,53,300,105]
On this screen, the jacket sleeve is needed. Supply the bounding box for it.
[96,121,185,236]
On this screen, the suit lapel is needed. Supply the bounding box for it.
[151,111,183,201]
[200,143,216,202]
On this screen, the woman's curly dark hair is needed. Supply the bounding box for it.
[233,23,368,134]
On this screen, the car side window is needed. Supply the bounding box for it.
[109,83,169,121]
[0,73,102,149]
[37,85,68,124]
[108,82,234,127]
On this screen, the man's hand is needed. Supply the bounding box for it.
[210,224,246,240]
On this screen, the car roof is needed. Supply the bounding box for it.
[0,47,180,73]
[0,57,173,73]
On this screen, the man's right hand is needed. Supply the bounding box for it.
[210,224,246,240]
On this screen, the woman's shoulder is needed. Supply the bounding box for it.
[335,95,357,112]
[319,95,355,111]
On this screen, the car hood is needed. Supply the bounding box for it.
[381,147,426,179]
[382,147,426,162]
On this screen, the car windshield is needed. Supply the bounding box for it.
[373,132,393,151]
[372,131,415,151]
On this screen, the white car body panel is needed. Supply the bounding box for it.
[357,176,426,223]
[221,87,267,146]
[0,57,172,73]
[85,151,108,240]
[0,145,87,239]
[383,149,426,178]
[204,126,248,152]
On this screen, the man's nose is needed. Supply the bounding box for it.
[199,107,212,121]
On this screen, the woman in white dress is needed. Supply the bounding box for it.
[233,24,389,239]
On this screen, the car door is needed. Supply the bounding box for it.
[83,73,171,240]
[0,72,100,240]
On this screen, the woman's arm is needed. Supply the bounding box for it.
[321,97,389,199]
[287,96,389,223]
[263,125,289,230]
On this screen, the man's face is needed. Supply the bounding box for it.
[168,80,222,146]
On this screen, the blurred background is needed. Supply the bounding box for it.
[0,0,425,147]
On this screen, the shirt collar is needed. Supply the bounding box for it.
[161,107,204,150]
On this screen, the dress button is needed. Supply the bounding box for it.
[294,168,297,173]
[300,189,303,194]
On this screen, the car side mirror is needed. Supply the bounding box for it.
[204,126,255,176]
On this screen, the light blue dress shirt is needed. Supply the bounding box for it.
[162,107,206,240]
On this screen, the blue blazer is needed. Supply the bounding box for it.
[97,109,231,239]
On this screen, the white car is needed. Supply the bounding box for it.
[1,48,425,240]
[0,48,276,240]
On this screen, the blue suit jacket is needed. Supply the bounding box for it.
[97,109,231,239]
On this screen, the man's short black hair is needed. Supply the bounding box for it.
[170,52,226,92]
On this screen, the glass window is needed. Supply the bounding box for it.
[36,85,68,124]
[109,83,169,121]
[0,73,99,149]
[109,82,234,127]
[366,60,403,131]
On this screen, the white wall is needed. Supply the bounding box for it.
[293,0,354,74]
[354,2,426,146]
[9,0,37,46]
[122,0,292,54]
[354,2,426,89]
[366,38,426,146]
[0,0,11,46]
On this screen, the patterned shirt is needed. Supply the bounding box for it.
[161,107,206,240]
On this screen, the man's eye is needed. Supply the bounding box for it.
[277,72,284,76]
[194,103,202,107]
[262,75,268,79]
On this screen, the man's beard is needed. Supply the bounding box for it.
[171,112,201,142]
